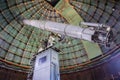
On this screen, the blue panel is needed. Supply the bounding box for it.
[39,56,47,64]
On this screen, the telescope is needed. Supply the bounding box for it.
[23,20,115,46]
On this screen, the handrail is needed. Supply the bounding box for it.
[0,59,30,69]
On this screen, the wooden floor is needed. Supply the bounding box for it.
[0,67,27,80]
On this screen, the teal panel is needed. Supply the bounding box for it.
[13,56,21,63]
[0,49,6,58]
[21,58,29,65]
[6,53,14,61]
[16,49,23,56]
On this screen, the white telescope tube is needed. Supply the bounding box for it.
[81,22,103,27]
[81,22,111,29]
[23,20,95,42]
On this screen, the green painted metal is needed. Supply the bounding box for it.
[55,0,102,59]
[0,0,119,73]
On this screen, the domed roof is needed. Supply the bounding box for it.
[0,0,120,73]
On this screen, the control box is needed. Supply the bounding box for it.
[33,48,60,80]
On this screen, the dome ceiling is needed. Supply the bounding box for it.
[0,0,120,73]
